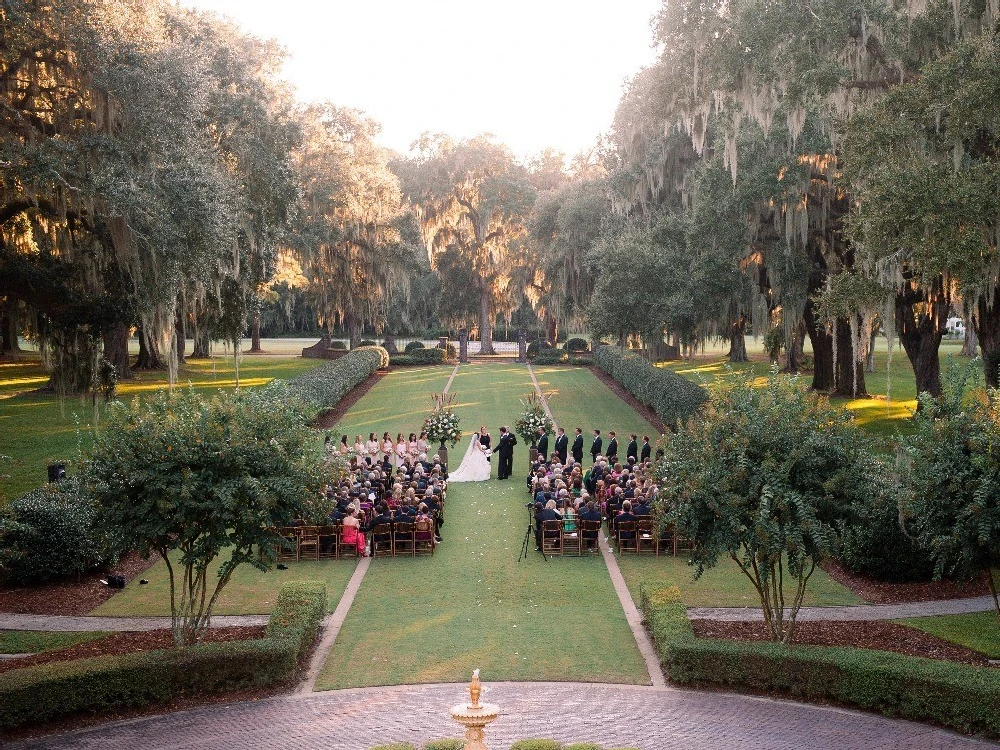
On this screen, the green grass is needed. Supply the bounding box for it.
[615,554,862,607]
[315,362,648,689]
[90,554,357,616]
[897,611,1000,659]
[0,354,323,501]
[314,481,648,690]
[532,365,659,438]
[331,364,454,440]
[0,630,106,654]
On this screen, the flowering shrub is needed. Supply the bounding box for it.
[423,393,462,447]
[514,392,554,446]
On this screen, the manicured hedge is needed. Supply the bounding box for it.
[404,340,426,353]
[287,346,387,409]
[565,337,589,353]
[0,581,326,732]
[397,347,446,365]
[639,587,1000,739]
[594,345,706,429]
[532,353,594,367]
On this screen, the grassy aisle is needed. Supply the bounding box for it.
[315,363,648,689]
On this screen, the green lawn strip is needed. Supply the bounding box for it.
[90,553,356,616]
[314,481,647,690]
[897,611,1000,659]
[615,553,861,608]
[0,630,106,654]
[532,365,658,438]
[0,355,324,501]
[331,365,455,440]
[315,363,648,689]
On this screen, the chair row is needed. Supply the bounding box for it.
[614,520,694,556]
[274,522,435,561]
[368,520,436,557]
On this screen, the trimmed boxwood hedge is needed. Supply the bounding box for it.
[639,586,1000,739]
[594,345,706,429]
[565,337,589,353]
[0,581,326,732]
[287,346,387,409]
[404,340,426,353]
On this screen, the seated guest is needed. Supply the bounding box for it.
[613,500,637,539]
[342,507,366,556]
[561,497,576,533]
[579,500,602,551]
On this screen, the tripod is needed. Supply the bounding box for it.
[518,521,548,562]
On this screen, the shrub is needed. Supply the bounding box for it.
[569,356,594,367]
[410,347,445,364]
[329,340,347,350]
[594,345,707,428]
[564,744,604,750]
[355,344,390,370]
[370,745,416,750]
[390,355,419,367]
[0,582,325,732]
[264,581,327,659]
[423,741,466,750]
[526,341,539,358]
[639,586,1000,739]
[532,352,565,366]
[404,340,426,353]
[510,741,563,750]
[359,339,376,347]
[287,347,384,409]
[0,478,124,585]
[565,337,589,353]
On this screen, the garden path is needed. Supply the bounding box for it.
[688,595,999,622]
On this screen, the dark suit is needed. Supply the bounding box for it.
[554,433,568,464]
[626,439,638,461]
[497,431,517,479]
[590,436,603,462]
[536,433,549,460]
[572,434,584,463]
[606,437,618,460]
[640,441,651,462]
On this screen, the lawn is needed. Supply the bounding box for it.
[0,354,323,501]
[91,554,358,616]
[0,630,106,654]
[315,480,648,690]
[898,611,1000,659]
[532,365,658,438]
[614,554,862,608]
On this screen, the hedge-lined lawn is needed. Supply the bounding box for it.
[898,611,1000,659]
[615,553,861,608]
[91,554,357,616]
[0,630,106,654]
[332,364,454,440]
[315,481,648,690]
[0,355,323,501]
[532,365,658,438]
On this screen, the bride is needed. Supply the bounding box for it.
[447,430,492,482]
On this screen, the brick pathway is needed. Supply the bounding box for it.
[9,682,994,749]
[688,595,998,622]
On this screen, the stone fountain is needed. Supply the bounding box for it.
[450,670,500,750]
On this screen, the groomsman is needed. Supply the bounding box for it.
[536,427,549,461]
[640,435,651,462]
[572,428,584,463]
[626,434,638,462]
[606,431,618,462]
[590,429,603,463]
[554,427,569,465]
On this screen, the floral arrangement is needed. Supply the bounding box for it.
[514,392,554,446]
[423,392,463,448]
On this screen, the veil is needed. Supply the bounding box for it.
[449,432,487,482]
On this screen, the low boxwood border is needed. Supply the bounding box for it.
[0,581,326,732]
[287,346,387,409]
[639,586,1000,739]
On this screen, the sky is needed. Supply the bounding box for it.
[181,0,663,160]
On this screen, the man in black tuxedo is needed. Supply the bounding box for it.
[640,435,651,462]
[590,429,603,463]
[479,426,491,462]
[606,431,619,462]
[496,426,517,479]
[553,427,568,465]
[536,427,549,461]
[626,434,638,462]
[571,428,584,463]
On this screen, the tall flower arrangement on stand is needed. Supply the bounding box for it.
[423,393,463,449]
[515,392,554,447]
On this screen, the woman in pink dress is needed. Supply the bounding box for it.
[395,434,408,468]
[381,432,393,462]
[341,507,366,556]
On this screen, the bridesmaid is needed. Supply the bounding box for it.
[366,432,380,463]
[381,432,393,462]
[407,432,419,461]
[416,430,429,457]
[338,434,351,456]
[395,433,408,468]
[353,435,365,456]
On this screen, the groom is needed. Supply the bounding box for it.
[496,426,517,480]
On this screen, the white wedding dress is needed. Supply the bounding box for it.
[447,433,492,482]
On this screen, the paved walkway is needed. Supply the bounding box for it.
[9,681,994,749]
[688,595,998,622]
[0,613,272,632]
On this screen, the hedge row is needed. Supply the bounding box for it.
[287,346,387,409]
[593,345,706,428]
[639,586,1000,739]
[531,352,594,367]
[0,581,326,731]
[371,741,637,750]
[390,347,446,367]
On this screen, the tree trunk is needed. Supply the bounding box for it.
[962,312,979,357]
[728,316,749,362]
[804,303,835,391]
[175,310,186,364]
[544,313,557,347]
[784,319,805,373]
[896,281,948,398]
[346,310,361,350]
[865,324,878,373]
[134,325,164,370]
[101,323,133,380]
[0,302,21,354]
[248,311,262,353]
[974,295,1000,388]
[192,328,210,359]
[834,317,866,397]
[478,289,495,355]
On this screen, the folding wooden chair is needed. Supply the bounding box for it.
[636,519,656,555]
[578,519,602,554]
[338,525,360,559]
[393,521,415,557]
[318,524,339,560]
[561,519,582,556]
[275,527,298,562]
[297,526,320,561]
[371,523,393,557]
[414,518,435,555]
[616,521,638,554]
[541,519,562,556]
